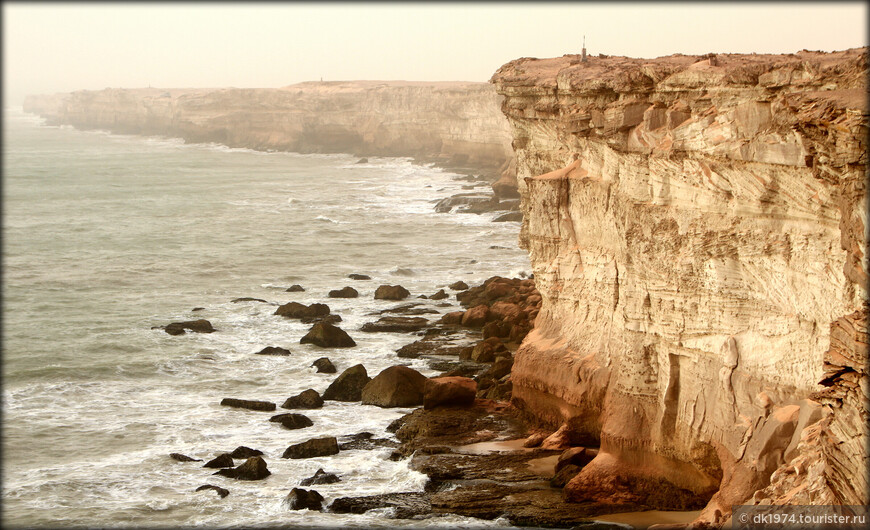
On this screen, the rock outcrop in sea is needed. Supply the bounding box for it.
[490,48,869,521]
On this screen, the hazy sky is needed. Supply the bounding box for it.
[3,2,867,104]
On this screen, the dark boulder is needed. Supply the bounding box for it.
[348,273,371,280]
[286,284,305,292]
[312,357,337,373]
[429,289,449,300]
[360,316,429,333]
[203,454,235,468]
[281,389,324,409]
[361,365,427,408]
[231,297,268,303]
[269,413,314,430]
[282,437,340,459]
[550,464,582,488]
[300,314,342,325]
[322,364,370,401]
[213,456,271,480]
[448,281,469,291]
[328,492,431,519]
[299,468,341,486]
[423,377,477,409]
[170,453,201,462]
[300,322,356,348]
[374,284,410,300]
[328,286,359,298]
[195,484,229,498]
[275,302,330,319]
[229,446,263,459]
[284,488,324,511]
[556,447,597,472]
[338,432,401,451]
[220,398,276,411]
[439,311,465,325]
[255,346,291,356]
[164,319,215,335]
[461,305,490,327]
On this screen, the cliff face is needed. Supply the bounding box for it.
[492,49,868,519]
[23,81,514,179]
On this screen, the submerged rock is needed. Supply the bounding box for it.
[269,413,314,430]
[220,398,276,411]
[282,437,340,459]
[361,365,427,408]
[286,284,305,292]
[322,364,370,401]
[229,446,263,459]
[163,319,215,335]
[360,316,429,333]
[285,487,324,511]
[213,456,271,480]
[300,322,356,348]
[328,286,359,298]
[374,284,410,300]
[311,357,337,373]
[203,454,235,468]
[329,492,431,519]
[448,281,469,291]
[348,273,371,280]
[338,432,401,451]
[255,346,291,356]
[275,301,330,319]
[281,389,324,409]
[429,289,449,300]
[195,484,229,498]
[170,453,201,462]
[231,297,268,303]
[300,468,341,486]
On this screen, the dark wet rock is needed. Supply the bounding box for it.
[203,454,235,468]
[269,413,314,430]
[312,357,337,373]
[556,447,598,472]
[322,364,370,401]
[328,286,359,298]
[386,417,406,433]
[281,389,324,409]
[448,281,469,291]
[285,488,324,511]
[439,311,465,325]
[164,319,215,335]
[551,464,583,488]
[348,273,371,280]
[434,193,498,214]
[229,446,263,459]
[374,284,410,300]
[376,303,438,316]
[231,297,268,303]
[396,338,466,360]
[482,357,513,380]
[470,337,508,363]
[286,284,305,292]
[429,289,448,300]
[428,359,486,379]
[213,456,271,480]
[361,365,427,408]
[300,321,356,348]
[328,492,431,519]
[299,313,343,325]
[255,346,291,356]
[300,468,341,486]
[170,453,202,462]
[493,211,523,222]
[275,301,330,319]
[195,484,229,498]
[423,377,477,409]
[417,294,429,299]
[282,437,340,459]
[338,432,401,451]
[191,307,205,312]
[220,398,276,411]
[360,316,429,333]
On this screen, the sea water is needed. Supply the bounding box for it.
[1,107,530,528]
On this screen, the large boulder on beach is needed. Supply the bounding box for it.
[322,364,370,401]
[328,286,359,298]
[282,437,340,459]
[275,301,330,319]
[423,377,477,409]
[300,322,356,348]
[284,488,324,511]
[269,413,314,430]
[164,319,215,335]
[360,316,429,333]
[281,389,324,409]
[361,365,427,408]
[374,284,410,300]
[220,398,276,411]
[311,357,337,373]
[213,456,271,480]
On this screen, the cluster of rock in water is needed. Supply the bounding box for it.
[158,274,624,526]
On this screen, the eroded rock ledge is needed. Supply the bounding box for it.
[491,48,868,523]
[23,81,515,181]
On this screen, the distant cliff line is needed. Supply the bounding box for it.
[23,81,517,191]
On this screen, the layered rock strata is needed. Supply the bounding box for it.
[22,81,515,180]
[491,48,868,521]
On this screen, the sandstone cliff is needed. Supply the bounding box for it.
[491,48,868,521]
[23,81,515,181]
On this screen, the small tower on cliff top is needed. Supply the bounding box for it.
[581,35,587,62]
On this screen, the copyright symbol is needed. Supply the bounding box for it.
[739,513,750,524]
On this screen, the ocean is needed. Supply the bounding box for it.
[1,106,531,528]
